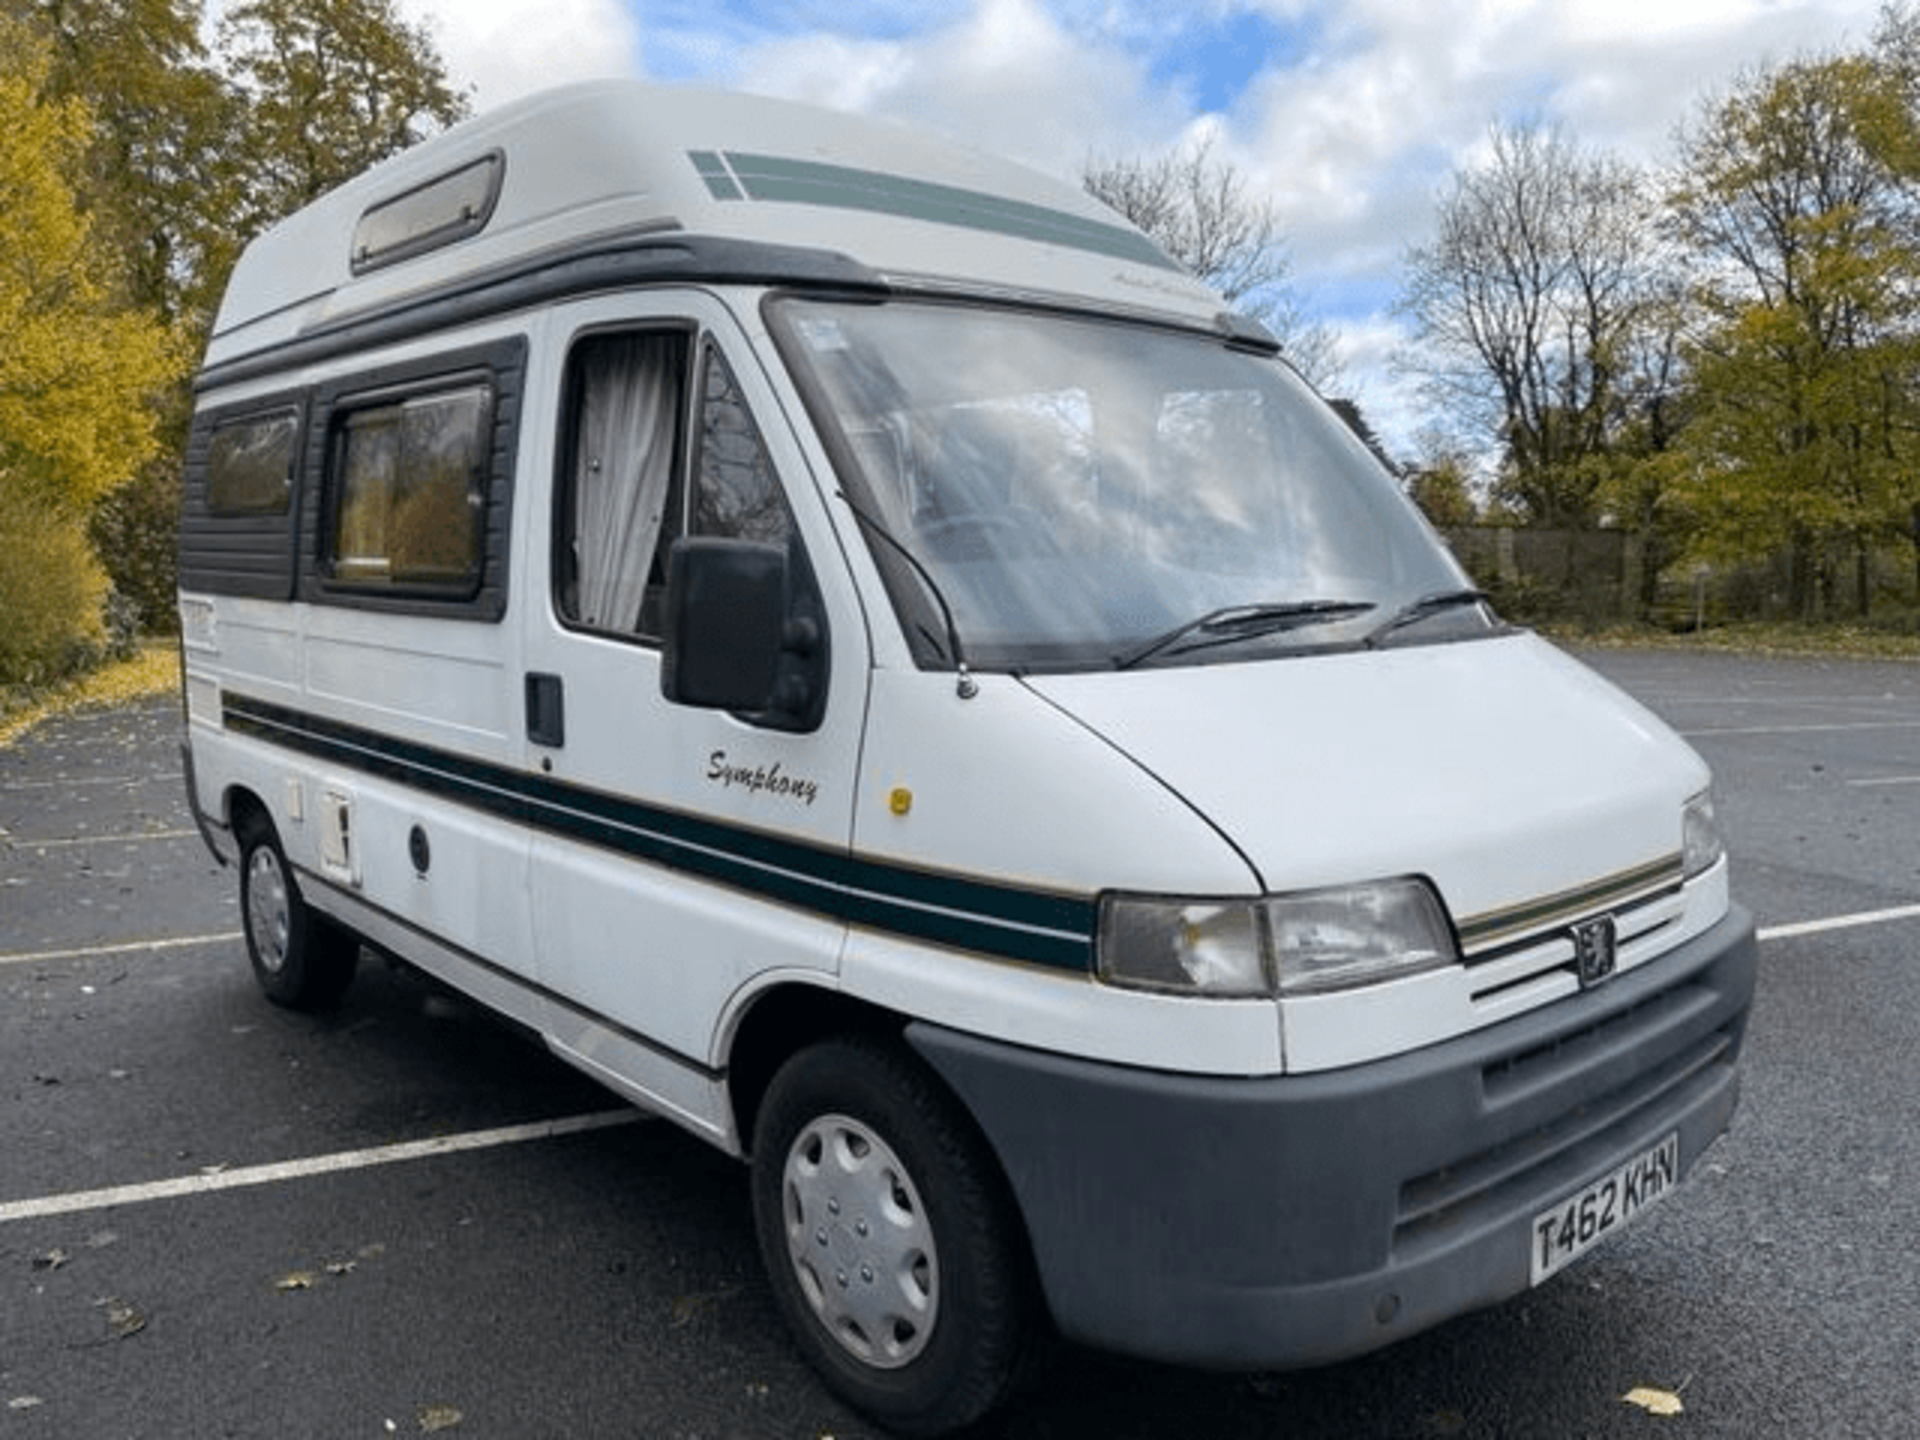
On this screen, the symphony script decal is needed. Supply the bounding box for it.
[707,751,820,807]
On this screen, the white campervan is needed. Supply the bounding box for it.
[179,81,1757,1436]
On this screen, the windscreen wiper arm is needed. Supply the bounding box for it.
[1363,589,1491,648]
[836,491,980,698]
[1115,600,1376,671]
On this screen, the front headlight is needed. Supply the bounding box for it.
[1097,896,1268,996]
[1097,878,1458,999]
[1682,791,1725,879]
[1265,879,1456,996]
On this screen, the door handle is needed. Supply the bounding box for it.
[525,672,565,748]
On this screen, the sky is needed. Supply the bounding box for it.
[392,0,1891,459]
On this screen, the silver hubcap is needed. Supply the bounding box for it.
[246,847,291,974]
[781,1113,938,1369]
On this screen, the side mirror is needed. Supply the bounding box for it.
[660,537,788,713]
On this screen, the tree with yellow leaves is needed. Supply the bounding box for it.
[0,18,181,686]
[1670,41,1920,619]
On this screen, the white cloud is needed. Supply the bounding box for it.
[730,0,1185,182]
[1227,0,1885,279]
[400,0,640,108]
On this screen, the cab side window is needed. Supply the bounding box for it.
[557,333,802,642]
[693,343,792,547]
[555,330,689,638]
[688,341,827,731]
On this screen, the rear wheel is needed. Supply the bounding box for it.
[750,1035,1036,1437]
[237,818,358,1010]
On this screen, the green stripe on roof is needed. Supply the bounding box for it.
[685,149,1180,271]
[688,150,744,201]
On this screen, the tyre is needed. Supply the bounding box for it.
[237,818,358,1010]
[750,1034,1037,1438]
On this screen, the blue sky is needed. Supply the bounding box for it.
[1145,10,1320,115]
[401,0,1891,456]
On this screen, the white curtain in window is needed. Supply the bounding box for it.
[575,335,679,629]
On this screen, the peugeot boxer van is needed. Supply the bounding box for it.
[179,80,1757,1436]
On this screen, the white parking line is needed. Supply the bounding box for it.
[5,828,201,850]
[1757,903,1920,942]
[1,773,176,793]
[1681,720,1920,738]
[0,1111,643,1225]
[0,933,242,967]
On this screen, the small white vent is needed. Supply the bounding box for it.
[319,789,360,887]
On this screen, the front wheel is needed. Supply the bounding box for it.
[237,820,358,1010]
[750,1035,1036,1437]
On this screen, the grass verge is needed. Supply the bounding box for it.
[0,642,181,749]
[1539,620,1920,661]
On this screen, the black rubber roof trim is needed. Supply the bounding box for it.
[196,232,889,393]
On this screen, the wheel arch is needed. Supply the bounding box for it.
[226,784,274,845]
[722,982,1048,1306]
[724,983,905,1160]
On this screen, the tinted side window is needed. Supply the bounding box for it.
[694,344,792,547]
[327,383,491,593]
[689,342,826,732]
[206,411,298,516]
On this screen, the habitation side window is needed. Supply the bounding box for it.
[206,410,298,516]
[326,381,493,593]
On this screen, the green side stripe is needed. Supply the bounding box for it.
[687,148,1181,272]
[222,693,1096,972]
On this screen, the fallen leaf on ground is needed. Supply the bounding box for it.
[97,1297,146,1339]
[32,1248,70,1272]
[1622,1385,1685,1417]
[417,1403,463,1431]
[670,1284,740,1328]
[274,1270,319,1291]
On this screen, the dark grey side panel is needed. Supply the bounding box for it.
[177,390,307,600]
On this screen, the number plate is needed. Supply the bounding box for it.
[1530,1133,1678,1285]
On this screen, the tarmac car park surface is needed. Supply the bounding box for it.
[3,646,1917,1438]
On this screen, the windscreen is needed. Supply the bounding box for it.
[773,298,1475,672]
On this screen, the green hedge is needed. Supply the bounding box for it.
[0,485,121,687]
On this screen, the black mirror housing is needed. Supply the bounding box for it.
[661,537,789,712]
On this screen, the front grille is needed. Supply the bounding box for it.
[1461,882,1686,1006]
[1392,984,1737,1258]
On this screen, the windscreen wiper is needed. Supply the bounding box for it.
[835,491,981,698]
[1362,589,1492,648]
[1115,600,1376,671]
